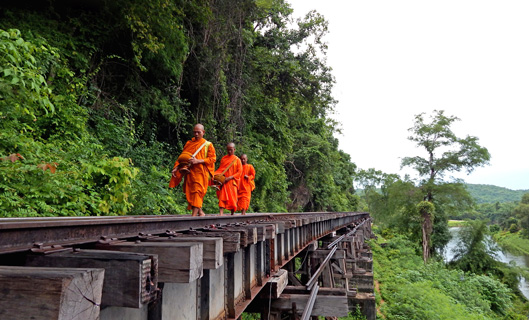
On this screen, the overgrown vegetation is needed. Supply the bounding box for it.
[373,231,528,319]
[0,0,359,216]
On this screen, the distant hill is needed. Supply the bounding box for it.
[465,184,529,204]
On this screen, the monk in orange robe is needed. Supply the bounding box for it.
[237,154,255,215]
[169,124,216,216]
[213,142,242,215]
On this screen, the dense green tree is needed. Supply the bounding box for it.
[401,110,491,261]
[449,220,498,274]
[514,193,529,237]
[0,0,358,215]
[354,169,419,227]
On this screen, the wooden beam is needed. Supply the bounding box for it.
[269,293,348,317]
[195,230,241,253]
[282,286,347,296]
[261,269,288,299]
[219,226,256,247]
[94,241,203,283]
[310,249,346,259]
[26,249,158,308]
[0,266,104,320]
[146,236,223,269]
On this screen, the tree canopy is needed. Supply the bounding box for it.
[0,0,359,216]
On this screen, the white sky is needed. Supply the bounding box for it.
[288,0,529,190]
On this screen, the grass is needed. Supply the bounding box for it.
[448,220,468,227]
[492,231,529,256]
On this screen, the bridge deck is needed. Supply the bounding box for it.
[0,212,375,320]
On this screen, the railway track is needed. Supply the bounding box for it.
[0,212,375,320]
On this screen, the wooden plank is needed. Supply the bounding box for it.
[306,241,318,252]
[196,230,240,253]
[94,241,203,283]
[147,236,223,269]
[221,226,257,247]
[244,224,266,242]
[26,249,158,308]
[282,286,346,296]
[256,223,276,239]
[265,269,288,299]
[311,249,346,259]
[275,221,286,234]
[270,293,348,317]
[0,266,104,320]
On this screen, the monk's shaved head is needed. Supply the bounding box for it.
[226,142,235,156]
[193,124,205,140]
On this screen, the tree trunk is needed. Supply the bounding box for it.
[421,210,433,264]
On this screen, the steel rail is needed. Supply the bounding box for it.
[305,245,338,290]
[0,212,369,254]
[300,284,319,320]
[326,217,370,249]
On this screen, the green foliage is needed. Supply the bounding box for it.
[448,220,498,274]
[493,231,529,256]
[338,306,366,320]
[0,28,138,216]
[402,110,491,185]
[514,193,529,237]
[466,184,529,204]
[0,0,358,215]
[400,110,490,257]
[372,233,520,319]
[476,201,516,226]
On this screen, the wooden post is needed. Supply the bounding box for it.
[26,249,158,308]
[0,266,104,320]
[95,241,203,283]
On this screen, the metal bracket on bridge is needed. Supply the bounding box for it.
[30,243,69,255]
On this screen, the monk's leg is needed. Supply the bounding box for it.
[219,207,224,216]
[230,209,235,215]
[241,209,247,215]
[191,206,200,217]
[198,208,206,216]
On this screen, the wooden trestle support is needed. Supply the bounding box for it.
[0,212,375,320]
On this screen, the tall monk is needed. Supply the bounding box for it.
[237,154,255,215]
[213,143,242,215]
[169,124,216,217]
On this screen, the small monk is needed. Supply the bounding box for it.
[169,124,216,217]
[237,154,255,215]
[213,142,242,215]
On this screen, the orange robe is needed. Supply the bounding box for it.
[237,164,255,211]
[214,155,242,211]
[169,138,216,209]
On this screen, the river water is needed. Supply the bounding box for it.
[444,227,529,299]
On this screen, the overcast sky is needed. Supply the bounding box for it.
[288,0,529,190]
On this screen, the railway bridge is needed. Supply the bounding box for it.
[0,212,375,320]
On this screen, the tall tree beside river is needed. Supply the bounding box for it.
[401,110,491,262]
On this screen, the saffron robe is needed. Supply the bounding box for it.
[214,155,242,211]
[169,138,216,209]
[237,164,255,211]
